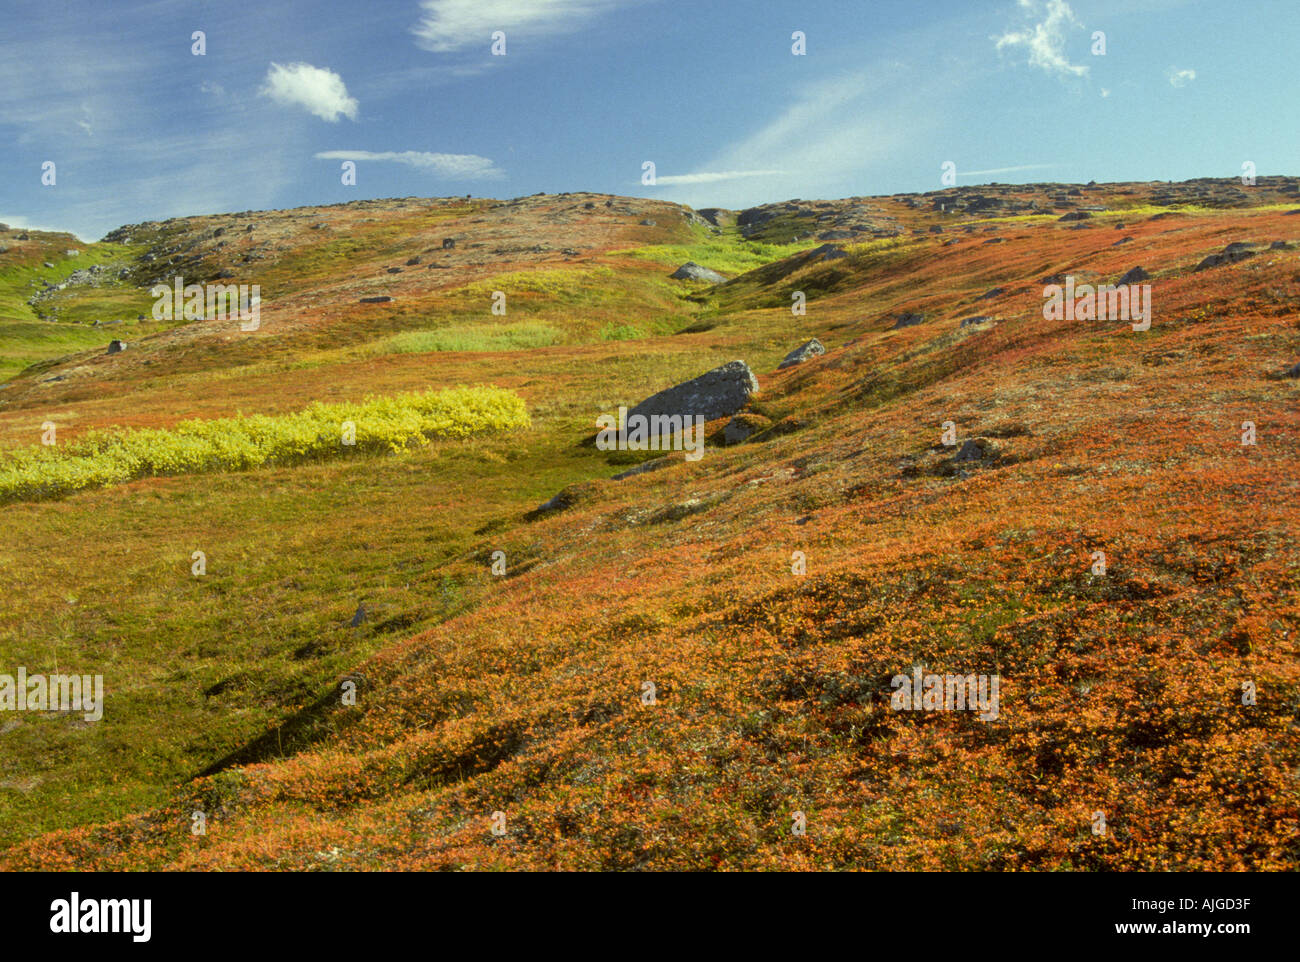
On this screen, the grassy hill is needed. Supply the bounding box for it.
[0,180,1297,869]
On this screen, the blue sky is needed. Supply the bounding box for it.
[2,0,1296,240]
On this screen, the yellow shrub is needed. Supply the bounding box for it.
[0,386,529,503]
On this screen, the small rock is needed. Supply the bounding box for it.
[952,437,999,463]
[1116,266,1150,285]
[106,339,127,354]
[639,219,656,227]
[442,238,456,249]
[611,458,673,481]
[806,243,849,261]
[892,312,926,329]
[670,261,727,283]
[723,413,771,445]
[977,287,1004,300]
[1058,211,1092,222]
[349,603,366,627]
[959,315,991,328]
[1269,240,1291,250]
[359,296,393,304]
[778,338,825,370]
[406,256,421,265]
[1195,249,1254,271]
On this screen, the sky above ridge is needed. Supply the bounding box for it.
[1,0,1295,240]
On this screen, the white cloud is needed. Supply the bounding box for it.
[1168,68,1196,88]
[652,170,783,186]
[994,0,1089,78]
[412,0,627,52]
[315,150,504,179]
[260,62,358,122]
[1100,87,1111,98]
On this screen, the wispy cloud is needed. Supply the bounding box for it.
[655,65,943,209]
[994,0,1089,78]
[315,150,504,179]
[412,0,629,53]
[1167,67,1196,88]
[960,163,1058,177]
[260,62,358,122]
[0,20,300,239]
[652,170,783,186]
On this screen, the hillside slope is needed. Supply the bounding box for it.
[1,180,1297,870]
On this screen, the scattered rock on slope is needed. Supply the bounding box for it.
[892,312,926,329]
[1195,248,1255,271]
[806,243,849,262]
[611,458,674,481]
[1116,266,1150,284]
[953,437,999,462]
[106,339,127,354]
[778,338,825,369]
[670,262,727,283]
[628,360,759,423]
[723,413,771,445]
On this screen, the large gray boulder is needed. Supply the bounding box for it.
[629,360,758,423]
[778,338,825,370]
[670,261,726,283]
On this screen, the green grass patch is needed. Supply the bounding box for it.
[599,322,644,341]
[612,235,815,276]
[379,321,566,353]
